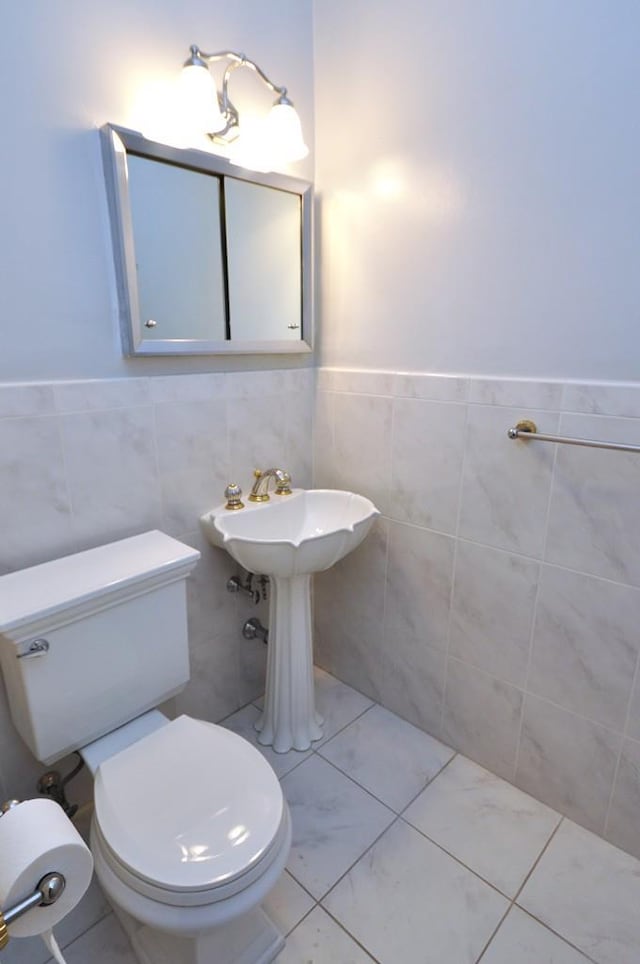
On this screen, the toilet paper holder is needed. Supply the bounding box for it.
[0,800,66,950]
[0,870,66,949]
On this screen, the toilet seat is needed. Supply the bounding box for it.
[93,715,286,906]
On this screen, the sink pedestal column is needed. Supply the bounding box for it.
[255,574,323,753]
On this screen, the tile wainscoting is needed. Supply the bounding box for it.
[313,368,640,860]
[0,369,314,804]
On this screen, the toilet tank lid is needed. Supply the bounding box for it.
[0,531,200,634]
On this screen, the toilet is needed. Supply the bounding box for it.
[0,530,291,964]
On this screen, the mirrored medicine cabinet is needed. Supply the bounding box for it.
[100,124,312,356]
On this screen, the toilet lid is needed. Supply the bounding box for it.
[93,715,284,893]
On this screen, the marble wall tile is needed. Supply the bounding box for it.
[228,394,290,494]
[442,658,524,780]
[375,635,447,736]
[516,694,621,833]
[331,393,392,514]
[314,518,389,703]
[458,405,558,557]
[625,670,640,742]
[154,398,229,535]
[53,378,151,412]
[315,368,339,392]
[60,407,163,548]
[227,369,295,399]
[562,382,640,418]
[380,520,452,731]
[528,566,640,730]
[385,522,454,653]
[470,379,563,411]
[326,369,395,395]
[148,373,226,403]
[176,532,251,722]
[393,372,469,402]
[312,390,336,489]
[450,541,539,687]
[0,383,54,418]
[389,399,466,533]
[0,415,74,569]
[546,414,640,587]
[285,389,314,488]
[605,737,640,860]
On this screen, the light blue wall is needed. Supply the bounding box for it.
[1,0,314,381]
[314,0,640,379]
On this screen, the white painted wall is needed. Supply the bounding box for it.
[1,0,313,381]
[314,0,640,380]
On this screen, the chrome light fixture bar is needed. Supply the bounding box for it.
[181,44,308,167]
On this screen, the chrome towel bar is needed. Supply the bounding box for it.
[507,419,640,454]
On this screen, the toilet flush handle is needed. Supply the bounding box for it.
[17,639,50,659]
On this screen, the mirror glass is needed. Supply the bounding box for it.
[127,155,226,341]
[101,124,312,355]
[225,179,302,341]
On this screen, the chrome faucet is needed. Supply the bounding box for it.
[248,468,293,502]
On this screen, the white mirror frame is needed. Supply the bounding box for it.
[100,123,313,356]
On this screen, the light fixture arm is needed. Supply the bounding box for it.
[189,45,288,99]
[182,44,308,165]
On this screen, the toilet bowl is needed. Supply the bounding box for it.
[86,715,291,963]
[0,531,292,964]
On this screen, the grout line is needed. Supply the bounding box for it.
[397,750,459,814]
[319,904,383,963]
[604,646,640,837]
[312,700,375,751]
[473,815,565,963]
[509,906,600,964]
[439,400,471,736]
[510,813,563,904]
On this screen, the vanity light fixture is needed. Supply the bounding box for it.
[180,45,308,170]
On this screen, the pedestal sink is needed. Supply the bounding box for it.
[200,489,379,752]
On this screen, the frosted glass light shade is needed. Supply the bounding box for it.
[179,64,226,134]
[264,102,309,163]
[228,119,274,173]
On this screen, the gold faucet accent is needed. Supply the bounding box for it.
[248,468,293,502]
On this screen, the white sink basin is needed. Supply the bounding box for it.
[200,488,379,577]
[199,488,379,753]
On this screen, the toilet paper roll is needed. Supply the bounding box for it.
[0,798,93,938]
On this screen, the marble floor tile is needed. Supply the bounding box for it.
[282,755,395,898]
[404,755,560,896]
[482,906,591,964]
[318,703,454,811]
[58,913,136,964]
[323,819,508,964]
[312,667,374,746]
[518,818,640,964]
[263,871,316,937]
[276,907,374,963]
[220,704,311,778]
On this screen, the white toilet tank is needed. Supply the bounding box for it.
[0,531,200,765]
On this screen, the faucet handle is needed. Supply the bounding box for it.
[274,471,293,495]
[224,482,244,511]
